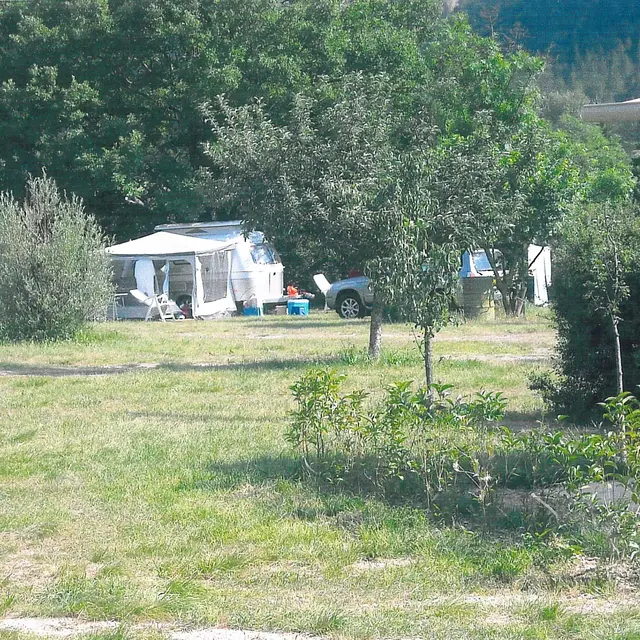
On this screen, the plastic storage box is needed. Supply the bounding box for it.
[243,306,263,316]
[287,299,309,316]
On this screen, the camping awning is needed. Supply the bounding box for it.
[107,231,234,258]
[581,98,640,123]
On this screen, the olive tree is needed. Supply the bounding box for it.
[0,175,113,341]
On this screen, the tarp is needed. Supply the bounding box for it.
[107,231,233,258]
[528,244,551,306]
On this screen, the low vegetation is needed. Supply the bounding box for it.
[290,369,640,561]
[0,314,638,640]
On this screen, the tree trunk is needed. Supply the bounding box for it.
[424,333,433,386]
[511,253,530,318]
[368,302,383,359]
[484,246,513,316]
[611,311,624,395]
[512,281,527,317]
[497,276,513,316]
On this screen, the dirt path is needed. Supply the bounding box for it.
[2,592,639,638]
[0,619,310,640]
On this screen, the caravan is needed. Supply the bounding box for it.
[107,221,285,319]
[154,221,285,307]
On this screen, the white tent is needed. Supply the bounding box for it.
[107,232,237,319]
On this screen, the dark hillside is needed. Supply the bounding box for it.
[458,0,640,68]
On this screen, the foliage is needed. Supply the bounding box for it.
[289,368,509,507]
[459,0,640,148]
[420,113,578,316]
[207,17,565,370]
[290,369,640,558]
[553,116,635,203]
[206,73,404,287]
[207,70,468,366]
[207,14,546,286]
[532,202,640,416]
[0,0,444,240]
[0,175,113,341]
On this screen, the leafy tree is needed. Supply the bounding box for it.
[425,116,577,316]
[583,205,634,394]
[0,174,113,341]
[207,13,572,365]
[534,203,640,416]
[207,76,466,380]
[379,214,462,383]
[0,0,444,239]
[206,74,409,358]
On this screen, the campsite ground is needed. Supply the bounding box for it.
[0,311,638,640]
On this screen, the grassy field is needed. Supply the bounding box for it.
[0,311,639,640]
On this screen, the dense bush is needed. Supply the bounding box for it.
[0,175,113,341]
[531,204,640,418]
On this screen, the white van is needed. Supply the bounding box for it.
[154,221,285,308]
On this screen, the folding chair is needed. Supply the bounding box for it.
[129,289,176,321]
[313,274,332,311]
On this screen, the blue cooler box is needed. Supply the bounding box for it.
[287,299,309,316]
[243,306,263,316]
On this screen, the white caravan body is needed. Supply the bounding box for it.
[155,221,285,304]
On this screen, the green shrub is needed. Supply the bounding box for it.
[289,371,640,557]
[0,175,113,341]
[289,369,507,505]
[531,204,640,418]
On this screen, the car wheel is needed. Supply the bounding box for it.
[336,292,364,319]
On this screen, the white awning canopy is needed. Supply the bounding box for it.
[581,98,640,123]
[107,231,234,258]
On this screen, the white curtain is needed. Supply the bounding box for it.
[134,258,156,297]
[200,252,230,302]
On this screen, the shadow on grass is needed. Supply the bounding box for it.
[196,453,455,509]
[502,409,547,431]
[247,319,364,330]
[0,348,429,377]
[0,356,346,378]
[183,454,301,493]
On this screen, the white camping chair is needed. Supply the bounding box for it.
[313,274,332,311]
[129,289,176,322]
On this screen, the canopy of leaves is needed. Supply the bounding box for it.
[0,0,446,239]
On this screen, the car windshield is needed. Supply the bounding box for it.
[251,244,280,265]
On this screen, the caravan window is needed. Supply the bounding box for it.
[251,244,280,265]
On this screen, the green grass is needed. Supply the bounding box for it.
[0,312,638,639]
